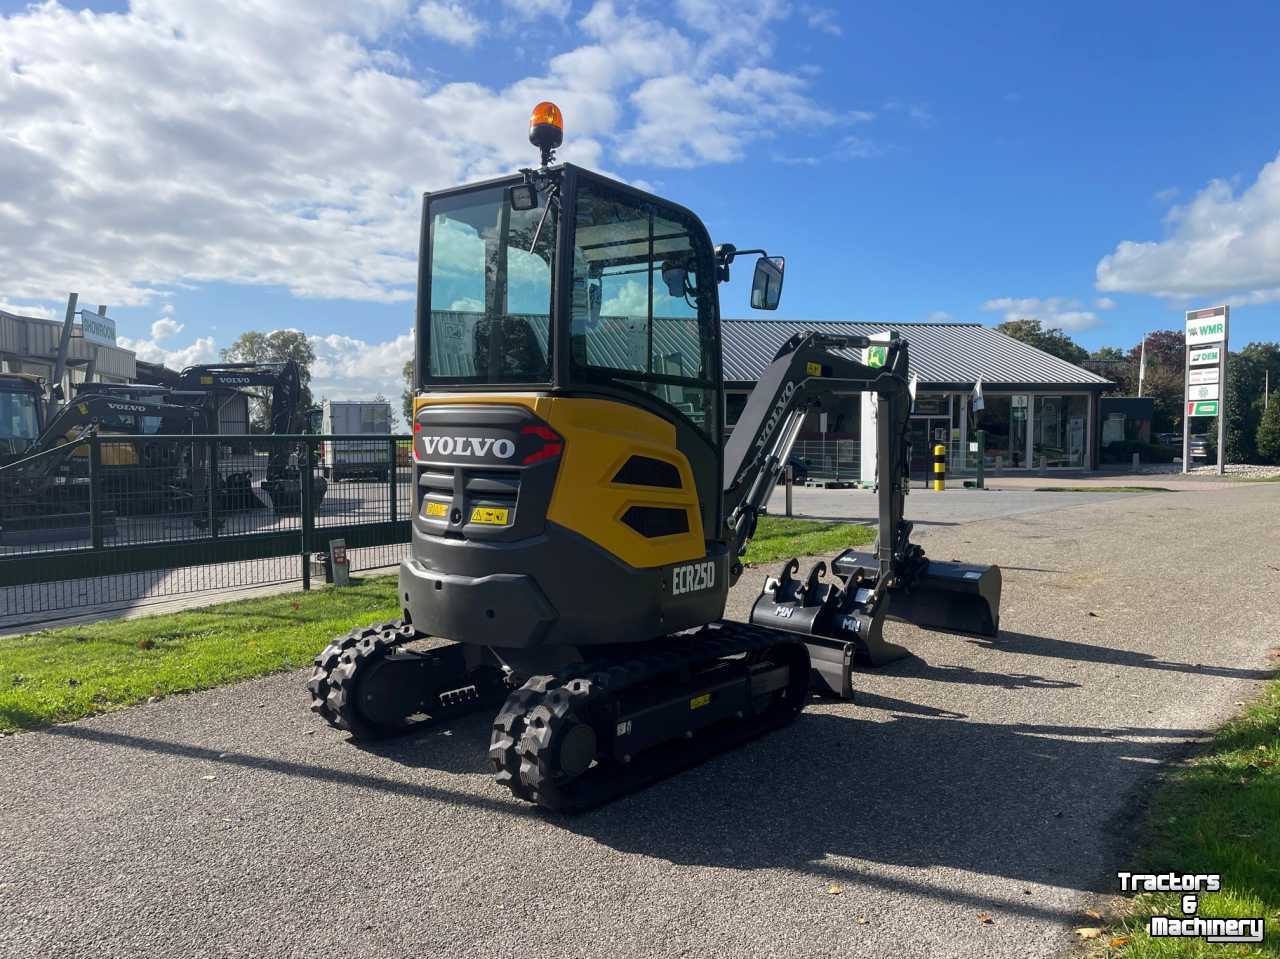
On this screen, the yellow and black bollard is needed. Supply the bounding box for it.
[932,444,946,491]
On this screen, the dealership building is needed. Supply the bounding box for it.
[0,306,136,393]
[722,319,1113,477]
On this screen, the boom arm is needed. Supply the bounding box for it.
[722,331,913,584]
[175,362,302,436]
[0,395,203,483]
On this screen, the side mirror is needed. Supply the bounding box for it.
[750,255,785,310]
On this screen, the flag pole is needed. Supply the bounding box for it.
[1137,332,1147,397]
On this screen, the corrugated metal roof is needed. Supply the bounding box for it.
[722,320,1112,388]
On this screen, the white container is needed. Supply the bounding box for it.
[321,400,393,481]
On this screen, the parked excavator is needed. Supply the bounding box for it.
[77,360,327,514]
[0,373,46,468]
[0,393,205,533]
[307,103,1001,811]
[172,361,326,514]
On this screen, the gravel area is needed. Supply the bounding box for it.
[1,483,1277,959]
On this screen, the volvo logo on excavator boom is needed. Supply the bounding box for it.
[755,380,796,450]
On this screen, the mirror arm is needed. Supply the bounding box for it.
[714,244,770,284]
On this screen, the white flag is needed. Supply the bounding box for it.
[971,376,985,413]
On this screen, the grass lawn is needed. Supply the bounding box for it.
[0,516,875,735]
[1101,677,1280,957]
[744,515,876,566]
[0,576,401,734]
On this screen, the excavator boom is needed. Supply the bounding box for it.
[730,331,1001,695]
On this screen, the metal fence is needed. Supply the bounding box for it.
[791,439,861,484]
[0,433,413,623]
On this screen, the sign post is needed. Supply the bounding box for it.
[1183,306,1228,476]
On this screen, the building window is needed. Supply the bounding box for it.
[978,395,1029,468]
[1034,394,1087,468]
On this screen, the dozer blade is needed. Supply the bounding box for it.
[831,549,1002,638]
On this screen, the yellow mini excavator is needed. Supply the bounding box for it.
[308,103,1001,811]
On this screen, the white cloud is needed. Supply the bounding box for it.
[416,1,483,46]
[1153,186,1179,203]
[0,0,851,312]
[981,296,1102,333]
[503,0,571,18]
[884,100,933,127]
[310,329,415,423]
[150,317,183,341]
[1097,151,1280,301]
[118,330,218,369]
[926,310,952,323]
[1094,297,1116,310]
[0,301,56,319]
[800,4,842,36]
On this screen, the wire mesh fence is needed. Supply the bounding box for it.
[790,439,861,484]
[0,434,413,623]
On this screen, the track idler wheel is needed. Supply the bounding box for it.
[307,621,419,739]
[517,683,600,810]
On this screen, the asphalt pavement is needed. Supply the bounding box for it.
[2,483,1278,959]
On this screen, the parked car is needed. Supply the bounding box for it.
[1154,432,1181,448]
[1188,433,1214,463]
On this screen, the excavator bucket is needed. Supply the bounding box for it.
[750,549,1002,699]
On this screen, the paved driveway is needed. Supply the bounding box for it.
[2,484,1277,959]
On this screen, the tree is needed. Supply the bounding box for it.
[402,358,415,427]
[1221,358,1257,464]
[1127,330,1185,434]
[221,329,316,431]
[1090,346,1126,361]
[994,319,1088,365]
[1257,393,1280,464]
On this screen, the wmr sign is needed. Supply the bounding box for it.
[1185,307,1227,347]
[1183,305,1228,476]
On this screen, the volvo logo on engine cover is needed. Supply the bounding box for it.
[421,436,516,459]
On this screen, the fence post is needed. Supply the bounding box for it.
[88,435,104,550]
[300,437,314,591]
[206,438,218,541]
[784,464,793,517]
[388,436,398,524]
[975,430,985,489]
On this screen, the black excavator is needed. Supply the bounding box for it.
[77,361,326,514]
[307,103,1001,811]
[0,373,46,468]
[172,361,326,514]
[0,393,206,531]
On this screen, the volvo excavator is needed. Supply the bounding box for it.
[76,360,326,514]
[0,393,205,533]
[307,103,1001,811]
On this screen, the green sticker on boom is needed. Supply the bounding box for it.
[866,346,888,368]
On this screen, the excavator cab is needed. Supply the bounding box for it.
[406,151,760,661]
[0,374,44,466]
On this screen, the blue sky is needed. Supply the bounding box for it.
[2,0,1278,406]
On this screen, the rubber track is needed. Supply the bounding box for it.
[308,620,498,740]
[490,620,809,812]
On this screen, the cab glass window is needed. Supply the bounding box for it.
[570,181,718,437]
[426,186,555,383]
